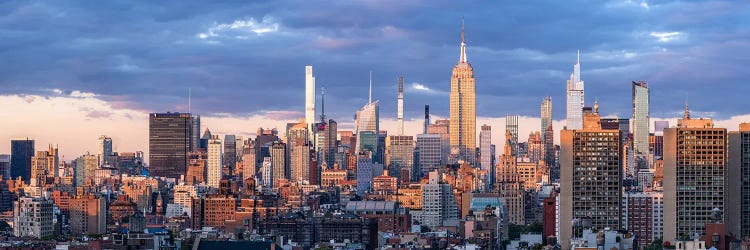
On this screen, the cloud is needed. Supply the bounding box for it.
[197,16,280,40]
[407,82,446,95]
[650,32,682,42]
[263,110,304,121]
[70,90,96,98]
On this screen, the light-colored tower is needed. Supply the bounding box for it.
[97,135,112,166]
[541,97,554,166]
[631,81,650,168]
[305,65,316,140]
[397,76,404,136]
[207,136,222,189]
[480,125,492,190]
[496,131,525,225]
[449,19,476,165]
[566,51,585,130]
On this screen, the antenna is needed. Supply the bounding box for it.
[369,71,373,104]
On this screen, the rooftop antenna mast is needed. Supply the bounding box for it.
[320,86,326,123]
[369,71,373,104]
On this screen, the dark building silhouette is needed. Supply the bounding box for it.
[149,113,192,179]
[11,138,34,182]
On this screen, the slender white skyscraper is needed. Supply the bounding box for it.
[397,76,404,136]
[305,65,316,140]
[566,51,585,130]
[631,81,649,165]
[207,136,222,188]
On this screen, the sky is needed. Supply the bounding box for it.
[1,0,749,160]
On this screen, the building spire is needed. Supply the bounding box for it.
[459,17,467,63]
[684,98,690,120]
[320,86,326,123]
[368,71,373,104]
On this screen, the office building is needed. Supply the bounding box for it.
[449,21,477,165]
[30,145,59,182]
[315,119,338,169]
[541,97,554,166]
[386,135,414,182]
[290,143,312,182]
[207,136,222,188]
[97,135,113,166]
[187,151,207,185]
[560,105,622,249]
[356,151,383,195]
[527,131,543,164]
[480,125,492,171]
[497,131,525,225]
[416,133,442,178]
[200,128,212,152]
[270,141,286,187]
[75,154,98,186]
[632,81,650,168]
[13,197,53,239]
[224,134,237,170]
[0,154,9,180]
[11,138,34,182]
[566,51,585,130]
[506,115,519,156]
[191,115,201,152]
[149,112,192,179]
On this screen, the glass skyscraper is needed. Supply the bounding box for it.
[149,112,192,179]
[566,51,584,130]
[632,81,650,168]
[10,138,34,182]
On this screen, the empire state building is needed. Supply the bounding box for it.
[449,21,476,165]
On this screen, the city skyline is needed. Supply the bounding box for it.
[2,1,750,159]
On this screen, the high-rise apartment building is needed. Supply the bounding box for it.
[10,138,34,182]
[70,194,106,235]
[207,136,222,188]
[541,97,554,166]
[97,135,113,166]
[13,197,53,239]
[397,76,405,136]
[191,115,201,152]
[632,81,650,168]
[560,107,622,249]
[149,112,192,179]
[449,21,477,165]
[306,65,316,140]
[527,131,543,164]
[270,141,286,187]
[663,106,726,241]
[356,151,383,195]
[566,51,585,130]
[480,125,492,171]
[506,115,519,156]
[623,191,664,248]
[429,119,451,165]
[422,171,459,229]
[728,123,750,238]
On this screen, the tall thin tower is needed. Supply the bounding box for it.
[631,81,649,167]
[397,76,404,136]
[449,18,477,165]
[305,65,316,140]
[566,50,585,130]
[541,97,554,166]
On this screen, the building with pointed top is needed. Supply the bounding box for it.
[566,51,585,130]
[496,131,525,225]
[449,20,477,165]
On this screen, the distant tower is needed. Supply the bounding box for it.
[424,105,430,134]
[566,50,585,130]
[397,76,405,136]
[505,115,519,156]
[305,65,316,140]
[541,97,554,166]
[97,135,113,166]
[631,81,650,168]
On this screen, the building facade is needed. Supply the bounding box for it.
[149,112,192,179]
[13,197,53,239]
[449,23,477,165]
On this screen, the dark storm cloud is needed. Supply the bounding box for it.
[0,0,748,124]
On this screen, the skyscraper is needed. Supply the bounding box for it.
[663,105,726,241]
[566,51,585,130]
[632,81,650,168]
[207,136,222,188]
[149,112,192,179]
[10,138,34,182]
[397,76,405,136]
[223,134,237,170]
[305,65,316,141]
[355,74,380,163]
[506,115,519,156]
[449,20,476,165]
[270,141,286,187]
[30,145,58,182]
[385,135,414,182]
[74,154,97,186]
[97,135,112,166]
[191,115,200,152]
[416,134,442,178]
[727,123,750,237]
[479,125,492,171]
[560,106,622,249]
[541,97,554,166]
[422,171,459,229]
[497,131,525,225]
